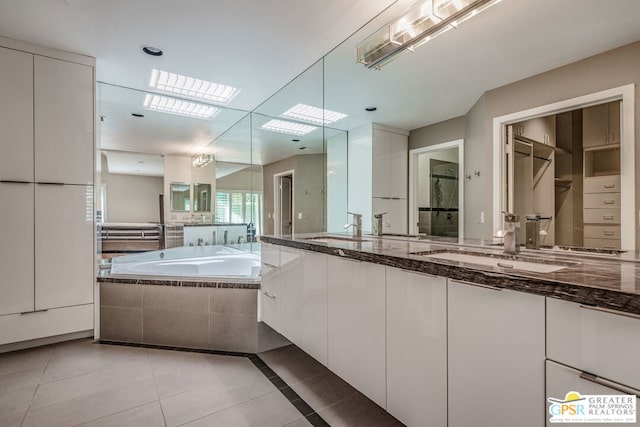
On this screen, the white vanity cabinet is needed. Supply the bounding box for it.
[0,183,34,315]
[0,46,33,182]
[386,268,447,426]
[547,298,640,391]
[259,243,281,332]
[546,360,640,427]
[447,279,545,427]
[300,250,328,365]
[328,256,387,408]
[278,246,303,346]
[34,56,94,185]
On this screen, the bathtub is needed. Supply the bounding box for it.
[109,243,261,280]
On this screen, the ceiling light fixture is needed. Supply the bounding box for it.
[261,119,317,136]
[143,94,219,120]
[357,0,501,70]
[192,154,214,167]
[142,46,163,56]
[149,69,240,105]
[131,113,145,118]
[282,103,348,125]
[365,107,377,112]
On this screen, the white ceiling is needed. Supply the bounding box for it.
[2,0,640,173]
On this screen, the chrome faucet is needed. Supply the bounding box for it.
[237,236,245,244]
[495,211,520,255]
[373,212,390,236]
[197,237,204,246]
[344,212,362,239]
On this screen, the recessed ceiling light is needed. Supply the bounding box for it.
[142,46,163,57]
[365,107,377,112]
[131,113,145,118]
[149,69,240,105]
[292,139,300,142]
[261,119,317,136]
[282,103,348,125]
[299,146,307,150]
[143,94,219,120]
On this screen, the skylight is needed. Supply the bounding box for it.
[282,103,348,125]
[149,69,240,105]
[261,119,318,136]
[143,94,219,120]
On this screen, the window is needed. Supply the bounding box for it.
[215,191,262,235]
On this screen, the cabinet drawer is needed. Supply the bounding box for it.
[546,360,639,426]
[583,225,621,240]
[259,289,280,333]
[583,176,620,193]
[583,208,620,224]
[547,298,640,390]
[260,243,280,267]
[583,237,621,250]
[583,193,620,208]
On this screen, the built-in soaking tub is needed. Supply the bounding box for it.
[97,244,289,354]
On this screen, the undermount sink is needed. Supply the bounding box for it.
[415,251,573,274]
[304,236,370,244]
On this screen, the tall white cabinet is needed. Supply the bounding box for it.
[0,37,95,346]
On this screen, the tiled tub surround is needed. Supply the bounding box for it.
[261,233,640,315]
[98,278,288,353]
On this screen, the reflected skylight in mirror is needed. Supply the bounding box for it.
[261,119,318,136]
[149,69,240,105]
[143,94,219,120]
[282,103,348,125]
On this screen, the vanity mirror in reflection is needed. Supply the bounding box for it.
[193,183,211,212]
[170,182,191,212]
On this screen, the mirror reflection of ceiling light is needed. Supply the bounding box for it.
[261,119,318,136]
[282,103,348,125]
[192,154,214,167]
[143,94,219,120]
[357,0,502,70]
[148,69,240,105]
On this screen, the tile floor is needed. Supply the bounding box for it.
[0,339,402,426]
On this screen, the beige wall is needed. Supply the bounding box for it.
[262,154,325,235]
[410,40,640,242]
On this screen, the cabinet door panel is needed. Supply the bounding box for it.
[0,183,34,315]
[608,101,621,144]
[0,47,33,182]
[387,198,407,234]
[34,56,93,184]
[301,251,328,365]
[448,279,545,427]
[35,184,94,309]
[328,257,386,408]
[583,103,609,148]
[372,130,390,198]
[387,268,447,426]
[389,132,407,198]
[279,247,303,345]
[546,360,640,426]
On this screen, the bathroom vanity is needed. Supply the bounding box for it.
[260,234,640,427]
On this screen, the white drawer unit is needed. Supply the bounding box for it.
[583,238,621,249]
[279,246,303,346]
[546,360,640,426]
[547,298,640,390]
[300,251,328,366]
[583,225,621,240]
[583,208,620,224]
[583,176,621,193]
[260,244,281,332]
[583,193,621,209]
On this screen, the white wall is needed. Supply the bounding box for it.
[327,132,349,233]
[347,124,373,232]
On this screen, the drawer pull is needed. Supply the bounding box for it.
[603,215,615,220]
[263,291,276,299]
[1,180,31,184]
[579,304,640,321]
[452,280,502,291]
[261,262,279,269]
[20,309,49,315]
[579,372,640,399]
[603,231,615,236]
[603,184,616,189]
[603,200,615,205]
[496,262,514,269]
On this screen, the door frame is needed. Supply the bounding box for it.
[491,84,635,250]
[273,169,295,235]
[409,139,464,237]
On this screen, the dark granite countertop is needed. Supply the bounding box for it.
[260,233,640,316]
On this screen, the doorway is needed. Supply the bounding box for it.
[409,140,464,237]
[274,171,294,235]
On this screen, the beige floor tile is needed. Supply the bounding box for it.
[284,418,313,427]
[0,411,26,427]
[21,377,158,427]
[31,355,152,409]
[289,370,356,412]
[0,345,52,376]
[0,386,36,418]
[160,370,275,427]
[77,401,165,427]
[318,391,404,427]
[0,367,44,395]
[181,391,302,427]
[261,350,326,386]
